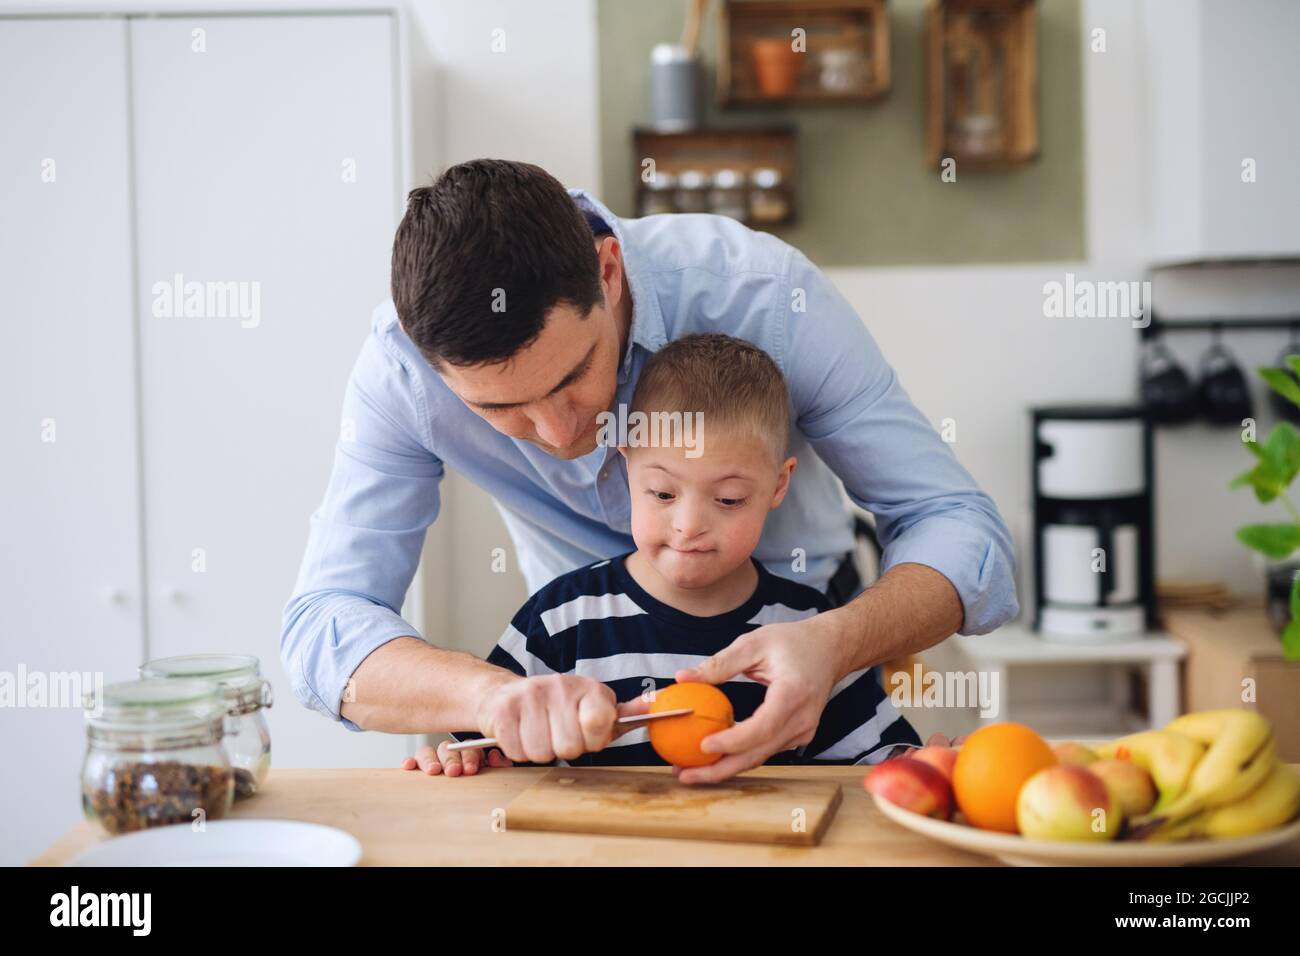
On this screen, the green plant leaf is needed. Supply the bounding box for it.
[1236,524,1300,559]
[1234,407,1300,581]
[1256,477,1282,502]
[1259,423,1300,490]
[1286,354,1300,383]
[1230,461,1286,502]
[1230,423,1300,502]
[1266,420,1300,461]
[1260,366,1300,410]
[1281,618,1300,662]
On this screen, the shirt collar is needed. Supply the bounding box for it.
[567,188,665,382]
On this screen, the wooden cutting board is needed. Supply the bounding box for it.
[503,768,844,845]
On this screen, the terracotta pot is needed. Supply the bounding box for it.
[750,37,801,97]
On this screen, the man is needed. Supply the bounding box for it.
[281,159,1018,784]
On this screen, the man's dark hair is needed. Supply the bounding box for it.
[391,159,604,368]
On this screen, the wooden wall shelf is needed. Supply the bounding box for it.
[718,0,890,107]
[924,0,1038,169]
[632,126,798,230]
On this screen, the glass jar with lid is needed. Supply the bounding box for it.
[819,46,870,95]
[639,170,678,216]
[748,167,790,224]
[674,169,710,214]
[139,654,273,800]
[81,678,234,834]
[708,168,748,220]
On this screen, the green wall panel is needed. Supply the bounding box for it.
[596,0,1085,266]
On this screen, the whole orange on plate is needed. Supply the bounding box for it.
[952,722,1056,833]
[647,682,734,767]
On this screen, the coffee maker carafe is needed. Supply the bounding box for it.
[1031,405,1157,641]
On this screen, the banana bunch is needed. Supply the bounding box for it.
[1096,710,1300,841]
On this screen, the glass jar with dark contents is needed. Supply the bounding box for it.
[81,678,234,834]
[674,169,710,213]
[139,654,273,800]
[639,170,678,216]
[708,168,748,220]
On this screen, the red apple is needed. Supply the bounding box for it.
[1016,765,1120,841]
[864,758,953,820]
[911,745,959,783]
[1089,758,1157,818]
[1052,741,1100,767]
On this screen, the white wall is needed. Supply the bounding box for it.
[406,0,599,188]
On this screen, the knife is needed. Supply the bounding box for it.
[445,707,694,752]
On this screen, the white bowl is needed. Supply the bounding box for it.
[67,820,362,867]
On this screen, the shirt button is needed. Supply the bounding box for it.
[600,469,608,479]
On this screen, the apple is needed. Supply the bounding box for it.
[864,758,953,820]
[1089,758,1157,818]
[1052,741,1100,767]
[1016,765,1120,841]
[911,745,959,783]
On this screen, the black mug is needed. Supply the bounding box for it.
[1197,338,1253,426]
[1140,338,1197,424]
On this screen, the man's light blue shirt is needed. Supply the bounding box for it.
[281,189,1020,729]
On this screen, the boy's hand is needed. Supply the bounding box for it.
[402,741,513,777]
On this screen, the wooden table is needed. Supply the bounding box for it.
[31,766,1300,866]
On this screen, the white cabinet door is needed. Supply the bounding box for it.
[1142,0,1300,261]
[129,14,412,768]
[0,18,143,865]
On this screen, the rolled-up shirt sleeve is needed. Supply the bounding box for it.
[281,328,443,729]
[780,249,1019,634]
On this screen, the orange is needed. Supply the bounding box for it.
[647,682,734,767]
[952,722,1056,833]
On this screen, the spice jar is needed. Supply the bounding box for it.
[81,678,234,835]
[819,47,870,94]
[139,654,273,800]
[708,168,748,220]
[748,167,790,224]
[674,169,710,214]
[639,170,678,216]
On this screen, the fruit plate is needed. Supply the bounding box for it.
[871,795,1300,867]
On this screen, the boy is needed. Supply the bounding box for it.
[419,333,923,771]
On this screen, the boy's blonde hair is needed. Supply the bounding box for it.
[631,333,791,464]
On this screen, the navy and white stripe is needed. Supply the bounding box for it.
[451,552,920,766]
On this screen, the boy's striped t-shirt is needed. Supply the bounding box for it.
[450,552,921,766]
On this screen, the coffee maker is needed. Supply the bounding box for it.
[1031,405,1158,642]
